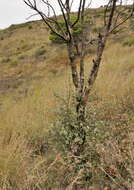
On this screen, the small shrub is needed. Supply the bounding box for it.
[128,8,133,12]
[10,61,18,66]
[18,55,25,60]
[1,57,11,63]
[35,48,46,57]
[122,39,134,46]
[49,34,63,43]
[20,39,24,43]
[95,13,101,17]
[93,26,103,33]
[9,23,28,31]
[21,44,29,50]
[28,25,33,30]
[49,68,58,75]
[129,18,134,30]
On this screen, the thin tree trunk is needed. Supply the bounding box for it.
[67,42,79,89]
[67,41,86,157]
[83,33,107,106]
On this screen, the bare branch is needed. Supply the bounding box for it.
[41,0,57,18]
[24,0,68,41]
[110,2,134,33]
[26,13,39,20]
[81,0,86,22]
[104,0,112,26]
[72,0,83,27]
[58,0,72,41]
[107,0,117,31]
[86,0,92,9]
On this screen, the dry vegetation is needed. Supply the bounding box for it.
[0,9,134,190]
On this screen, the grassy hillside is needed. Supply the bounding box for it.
[0,9,134,189]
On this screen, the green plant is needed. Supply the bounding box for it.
[21,44,29,50]
[93,26,103,33]
[129,17,134,30]
[28,25,33,30]
[9,23,28,31]
[10,60,18,66]
[49,68,58,75]
[51,100,107,165]
[35,48,46,57]
[123,38,134,46]
[49,15,84,43]
[18,55,25,60]
[1,57,11,63]
[49,34,63,43]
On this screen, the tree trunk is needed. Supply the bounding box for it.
[83,33,107,106]
[67,41,79,89]
[67,41,87,157]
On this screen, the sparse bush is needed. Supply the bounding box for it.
[10,60,18,66]
[129,17,134,30]
[49,34,63,43]
[20,39,24,43]
[49,68,58,75]
[35,47,46,57]
[123,39,134,46]
[21,44,29,50]
[93,26,103,33]
[18,55,25,60]
[50,102,105,181]
[28,25,33,30]
[1,57,11,63]
[95,13,102,17]
[9,23,28,31]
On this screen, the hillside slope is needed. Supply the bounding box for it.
[0,17,133,105]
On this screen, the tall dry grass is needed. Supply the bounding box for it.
[0,36,134,189]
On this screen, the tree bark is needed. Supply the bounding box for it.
[67,41,79,89]
[83,33,107,106]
